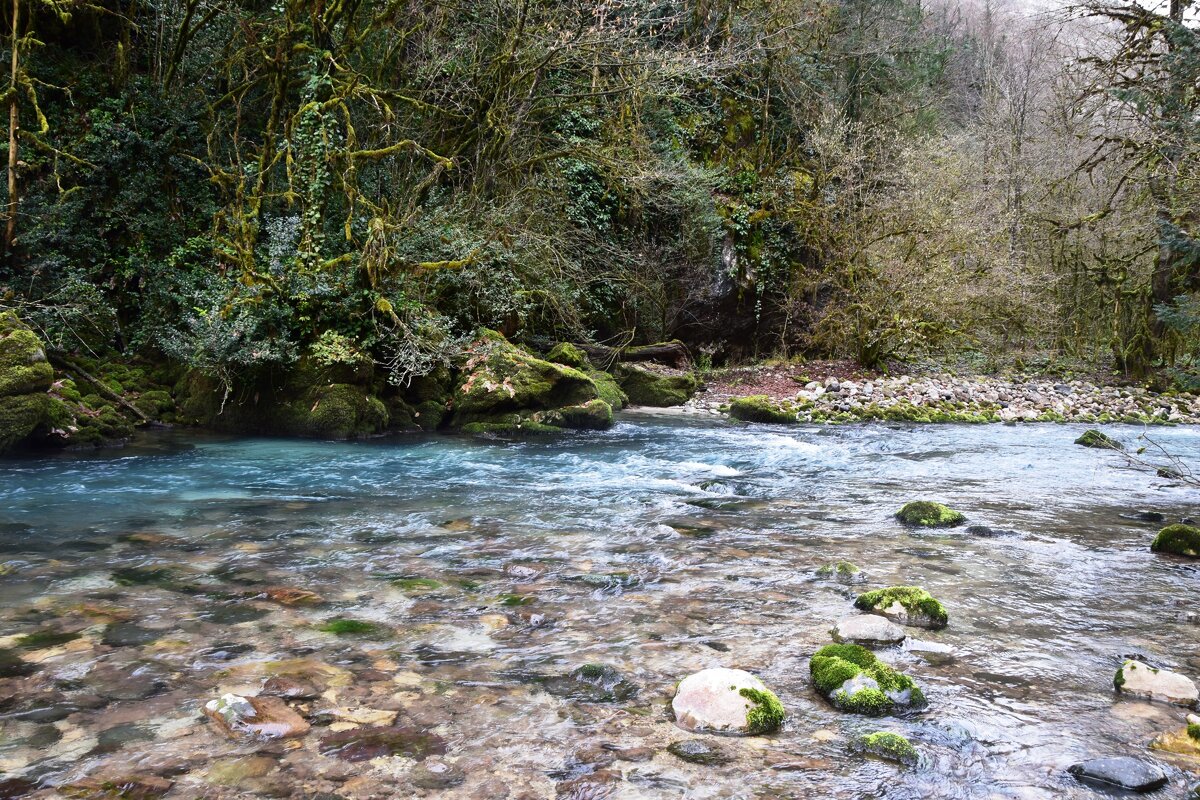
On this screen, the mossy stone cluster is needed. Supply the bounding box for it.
[1151,524,1200,558]
[1075,429,1123,450]
[855,586,948,629]
[857,731,918,766]
[896,501,965,528]
[809,643,926,716]
[613,362,697,407]
[816,560,862,581]
[728,395,798,424]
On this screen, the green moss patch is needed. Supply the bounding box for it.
[857,731,918,765]
[317,618,383,636]
[809,643,925,716]
[614,363,697,407]
[16,629,81,650]
[740,686,785,734]
[728,395,798,424]
[896,501,965,528]
[1075,429,1123,450]
[1151,524,1200,558]
[855,586,948,629]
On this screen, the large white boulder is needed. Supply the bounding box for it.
[671,667,784,735]
[1116,660,1198,706]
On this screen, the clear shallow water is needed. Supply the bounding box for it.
[0,416,1197,798]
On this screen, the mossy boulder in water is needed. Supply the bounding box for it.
[896,501,965,528]
[728,395,797,424]
[1075,429,1123,450]
[855,731,918,766]
[671,667,784,735]
[816,560,866,584]
[1151,524,1200,558]
[809,643,926,716]
[451,331,613,432]
[855,586,948,629]
[0,312,55,454]
[614,363,697,407]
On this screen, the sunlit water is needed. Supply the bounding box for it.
[0,415,1197,798]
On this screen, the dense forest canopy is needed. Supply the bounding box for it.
[0,0,1195,393]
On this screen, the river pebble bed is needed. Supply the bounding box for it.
[0,416,1197,799]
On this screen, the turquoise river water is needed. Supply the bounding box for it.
[0,414,1197,798]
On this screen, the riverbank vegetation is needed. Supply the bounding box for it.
[0,0,1195,446]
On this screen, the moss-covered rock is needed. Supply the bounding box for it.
[587,369,628,410]
[1075,429,1123,450]
[855,586,948,629]
[0,312,53,397]
[896,501,965,528]
[809,643,926,716]
[856,731,918,766]
[0,313,58,454]
[546,342,589,369]
[816,561,866,584]
[177,361,389,440]
[1151,524,1200,558]
[728,395,798,424]
[450,331,614,432]
[614,363,697,407]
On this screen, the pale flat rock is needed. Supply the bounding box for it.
[832,615,905,646]
[1117,660,1199,706]
[671,667,783,735]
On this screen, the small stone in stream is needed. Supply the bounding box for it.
[15,628,82,649]
[965,525,1018,538]
[554,768,620,799]
[203,693,310,740]
[816,560,866,584]
[703,640,730,652]
[809,644,926,716]
[199,603,270,625]
[854,731,918,766]
[262,676,320,700]
[609,745,654,762]
[543,663,639,703]
[0,647,36,677]
[318,726,447,762]
[1149,715,1200,757]
[58,775,174,800]
[671,667,785,734]
[101,622,162,647]
[198,642,255,661]
[1067,757,1167,793]
[410,759,465,790]
[262,586,323,606]
[0,778,36,798]
[855,586,948,629]
[667,738,733,765]
[1075,429,1124,450]
[1115,659,1198,706]
[94,723,155,755]
[895,501,965,528]
[110,566,180,588]
[206,756,278,786]
[832,615,906,646]
[1151,524,1200,558]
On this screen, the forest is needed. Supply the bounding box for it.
[0,0,1194,408]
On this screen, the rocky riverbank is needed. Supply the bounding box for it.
[685,367,1200,425]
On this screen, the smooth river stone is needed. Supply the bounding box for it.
[1067,757,1168,793]
[203,693,310,739]
[671,667,778,735]
[832,615,905,646]
[1117,659,1199,706]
